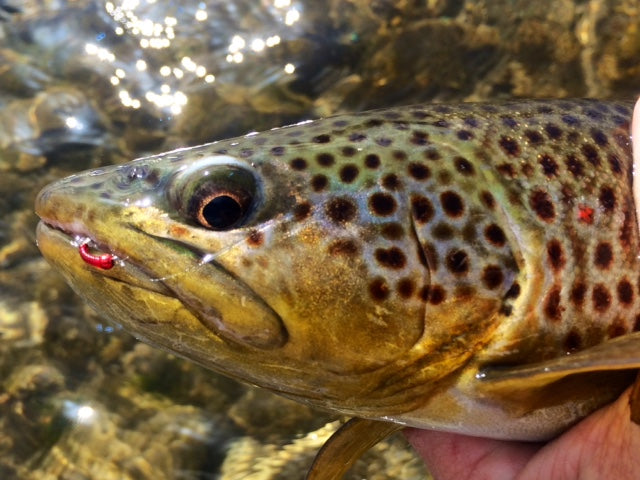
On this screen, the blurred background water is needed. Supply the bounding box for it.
[1,1,639,478]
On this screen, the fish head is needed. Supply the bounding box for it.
[35,117,502,417]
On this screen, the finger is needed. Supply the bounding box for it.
[404,428,539,480]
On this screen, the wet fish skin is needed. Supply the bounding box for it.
[35,99,640,442]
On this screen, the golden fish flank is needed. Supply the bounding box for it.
[36,100,640,449]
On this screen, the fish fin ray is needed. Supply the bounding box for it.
[481,331,640,387]
[476,332,640,412]
[305,418,401,480]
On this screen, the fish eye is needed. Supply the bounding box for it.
[169,156,259,231]
[192,188,250,230]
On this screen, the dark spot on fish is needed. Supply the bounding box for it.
[544,287,562,321]
[271,146,285,156]
[581,143,600,167]
[547,239,565,271]
[570,282,586,307]
[599,187,615,212]
[313,134,331,144]
[293,202,312,221]
[340,146,356,157]
[290,158,307,170]
[365,154,381,169]
[591,129,608,146]
[564,330,582,353]
[311,174,328,192]
[608,154,622,174]
[594,242,613,269]
[397,278,415,298]
[424,149,441,161]
[505,282,520,299]
[328,239,359,256]
[457,130,473,141]
[620,208,633,249]
[408,163,431,180]
[440,191,465,218]
[340,164,359,183]
[382,173,402,190]
[349,133,367,142]
[247,230,263,247]
[411,131,430,145]
[369,277,390,301]
[544,123,562,140]
[525,130,544,145]
[482,265,503,289]
[499,136,520,156]
[381,223,404,240]
[428,285,446,305]
[497,163,516,178]
[445,249,469,275]
[375,137,392,146]
[561,115,580,127]
[369,193,397,216]
[317,153,335,167]
[454,156,475,176]
[530,190,555,222]
[375,247,407,269]
[326,197,357,223]
[566,155,584,177]
[480,191,495,209]
[411,195,434,223]
[617,279,634,305]
[592,284,611,312]
[538,154,558,177]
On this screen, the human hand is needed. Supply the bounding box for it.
[404,387,640,480]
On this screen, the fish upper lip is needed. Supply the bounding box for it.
[38,218,112,254]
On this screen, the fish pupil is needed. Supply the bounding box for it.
[200,194,243,230]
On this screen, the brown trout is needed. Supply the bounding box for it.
[35,99,640,478]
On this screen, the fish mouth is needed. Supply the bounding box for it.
[36,214,288,351]
[36,220,174,297]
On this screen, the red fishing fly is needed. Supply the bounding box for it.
[78,243,115,270]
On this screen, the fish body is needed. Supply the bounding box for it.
[36,99,640,443]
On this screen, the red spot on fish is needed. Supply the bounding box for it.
[79,243,114,270]
[578,205,594,224]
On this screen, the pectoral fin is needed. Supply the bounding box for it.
[477,332,640,413]
[305,418,402,480]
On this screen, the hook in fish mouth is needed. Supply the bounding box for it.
[78,241,115,270]
[38,220,116,270]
